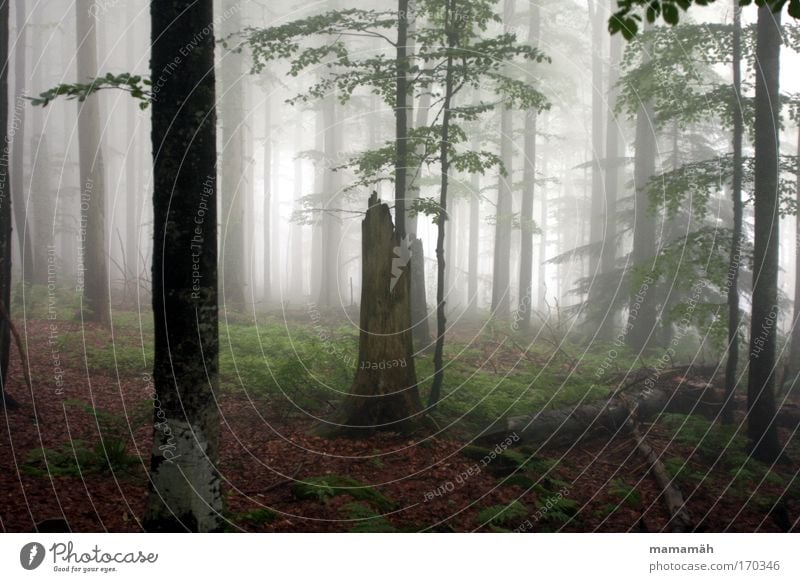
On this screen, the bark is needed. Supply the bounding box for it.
[395,0,409,238]
[1,0,12,398]
[747,5,782,462]
[594,24,623,341]
[318,94,342,307]
[626,52,657,353]
[628,420,693,532]
[10,0,33,283]
[219,0,245,308]
[478,371,722,446]
[410,237,430,348]
[490,0,515,320]
[468,168,480,312]
[518,4,540,331]
[587,0,604,277]
[787,122,800,394]
[325,193,423,433]
[290,132,305,297]
[263,93,272,302]
[144,0,223,532]
[724,1,744,422]
[76,0,109,325]
[124,0,139,294]
[429,0,458,407]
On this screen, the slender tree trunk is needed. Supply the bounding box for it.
[537,120,548,311]
[595,23,622,341]
[429,0,458,408]
[395,0,409,238]
[746,4,782,462]
[518,3,540,331]
[290,128,305,297]
[318,94,343,307]
[626,42,657,353]
[144,0,223,532]
[490,0,515,320]
[10,0,33,284]
[787,122,800,394]
[1,0,12,396]
[263,94,272,303]
[125,0,139,296]
[587,0,604,277]
[724,0,744,422]
[76,0,109,325]
[468,167,480,313]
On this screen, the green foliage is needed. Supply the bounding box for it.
[31,72,152,109]
[292,475,396,511]
[610,0,800,40]
[24,438,138,478]
[341,502,397,533]
[476,501,528,527]
[608,479,643,508]
[237,507,278,525]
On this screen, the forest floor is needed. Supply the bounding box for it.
[1,303,798,532]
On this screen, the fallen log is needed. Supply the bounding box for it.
[627,420,693,532]
[476,380,721,447]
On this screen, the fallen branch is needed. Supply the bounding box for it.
[627,419,693,532]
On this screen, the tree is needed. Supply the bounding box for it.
[517,4,541,332]
[724,0,744,422]
[75,0,109,325]
[1,0,13,404]
[9,0,33,285]
[143,0,223,531]
[218,0,246,309]
[610,0,793,461]
[746,3,782,461]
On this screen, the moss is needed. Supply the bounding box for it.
[292,475,395,511]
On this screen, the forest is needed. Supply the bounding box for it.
[0,0,798,534]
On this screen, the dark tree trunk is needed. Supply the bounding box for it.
[10,0,33,284]
[76,0,109,325]
[724,0,743,423]
[746,4,782,462]
[327,193,423,433]
[429,0,458,407]
[395,0,409,238]
[518,4,540,331]
[1,0,12,396]
[626,62,657,353]
[144,0,223,532]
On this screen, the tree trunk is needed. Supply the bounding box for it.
[468,168,480,312]
[518,4,540,331]
[587,0,604,278]
[263,94,272,303]
[594,22,622,342]
[144,0,223,532]
[786,122,800,394]
[724,0,744,422]
[429,0,458,407]
[0,0,12,395]
[10,0,33,284]
[218,0,246,309]
[76,0,109,325]
[318,94,342,308]
[747,4,782,462]
[626,44,657,353]
[290,130,305,297]
[326,193,423,433]
[124,0,139,298]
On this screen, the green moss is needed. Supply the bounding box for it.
[292,475,395,511]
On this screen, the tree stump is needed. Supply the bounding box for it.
[321,193,424,435]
